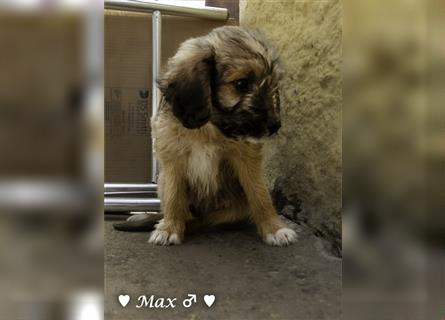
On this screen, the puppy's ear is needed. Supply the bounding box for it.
[158,38,215,129]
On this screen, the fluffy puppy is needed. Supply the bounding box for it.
[149,26,297,246]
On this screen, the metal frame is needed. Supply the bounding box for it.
[105,0,228,21]
[104,0,228,212]
[105,198,161,212]
[151,9,161,183]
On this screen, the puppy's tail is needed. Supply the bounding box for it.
[113,213,163,232]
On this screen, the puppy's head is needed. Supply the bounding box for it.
[158,26,283,138]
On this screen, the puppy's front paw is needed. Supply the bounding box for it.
[149,229,182,246]
[264,227,298,246]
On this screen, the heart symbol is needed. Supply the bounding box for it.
[203,294,215,307]
[118,294,130,307]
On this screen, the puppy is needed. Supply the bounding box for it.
[149,26,297,246]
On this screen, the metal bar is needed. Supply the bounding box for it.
[151,10,161,183]
[105,183,157,192]
[105,190,156,194]
[105,197,161,212]
[105,192,157,198]
[105,0,228,21]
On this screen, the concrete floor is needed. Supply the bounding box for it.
[105,216,341,320]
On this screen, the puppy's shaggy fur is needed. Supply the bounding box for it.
[149,26,297,246]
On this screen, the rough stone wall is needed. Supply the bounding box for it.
[240,0,342,251]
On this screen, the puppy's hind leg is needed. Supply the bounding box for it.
[186,200,249,234]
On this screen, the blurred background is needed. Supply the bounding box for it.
[343,0,445,319]
[0,0,444,319]
[0,1,103,319]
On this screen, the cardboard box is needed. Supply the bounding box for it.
[105,10,232,183]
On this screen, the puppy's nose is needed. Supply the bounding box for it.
[267,121,281,136]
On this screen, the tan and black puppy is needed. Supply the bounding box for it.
[149,26,297,246]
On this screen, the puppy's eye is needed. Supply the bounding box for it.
[233,78,249,93]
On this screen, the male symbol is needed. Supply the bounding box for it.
[182,294,197,308]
